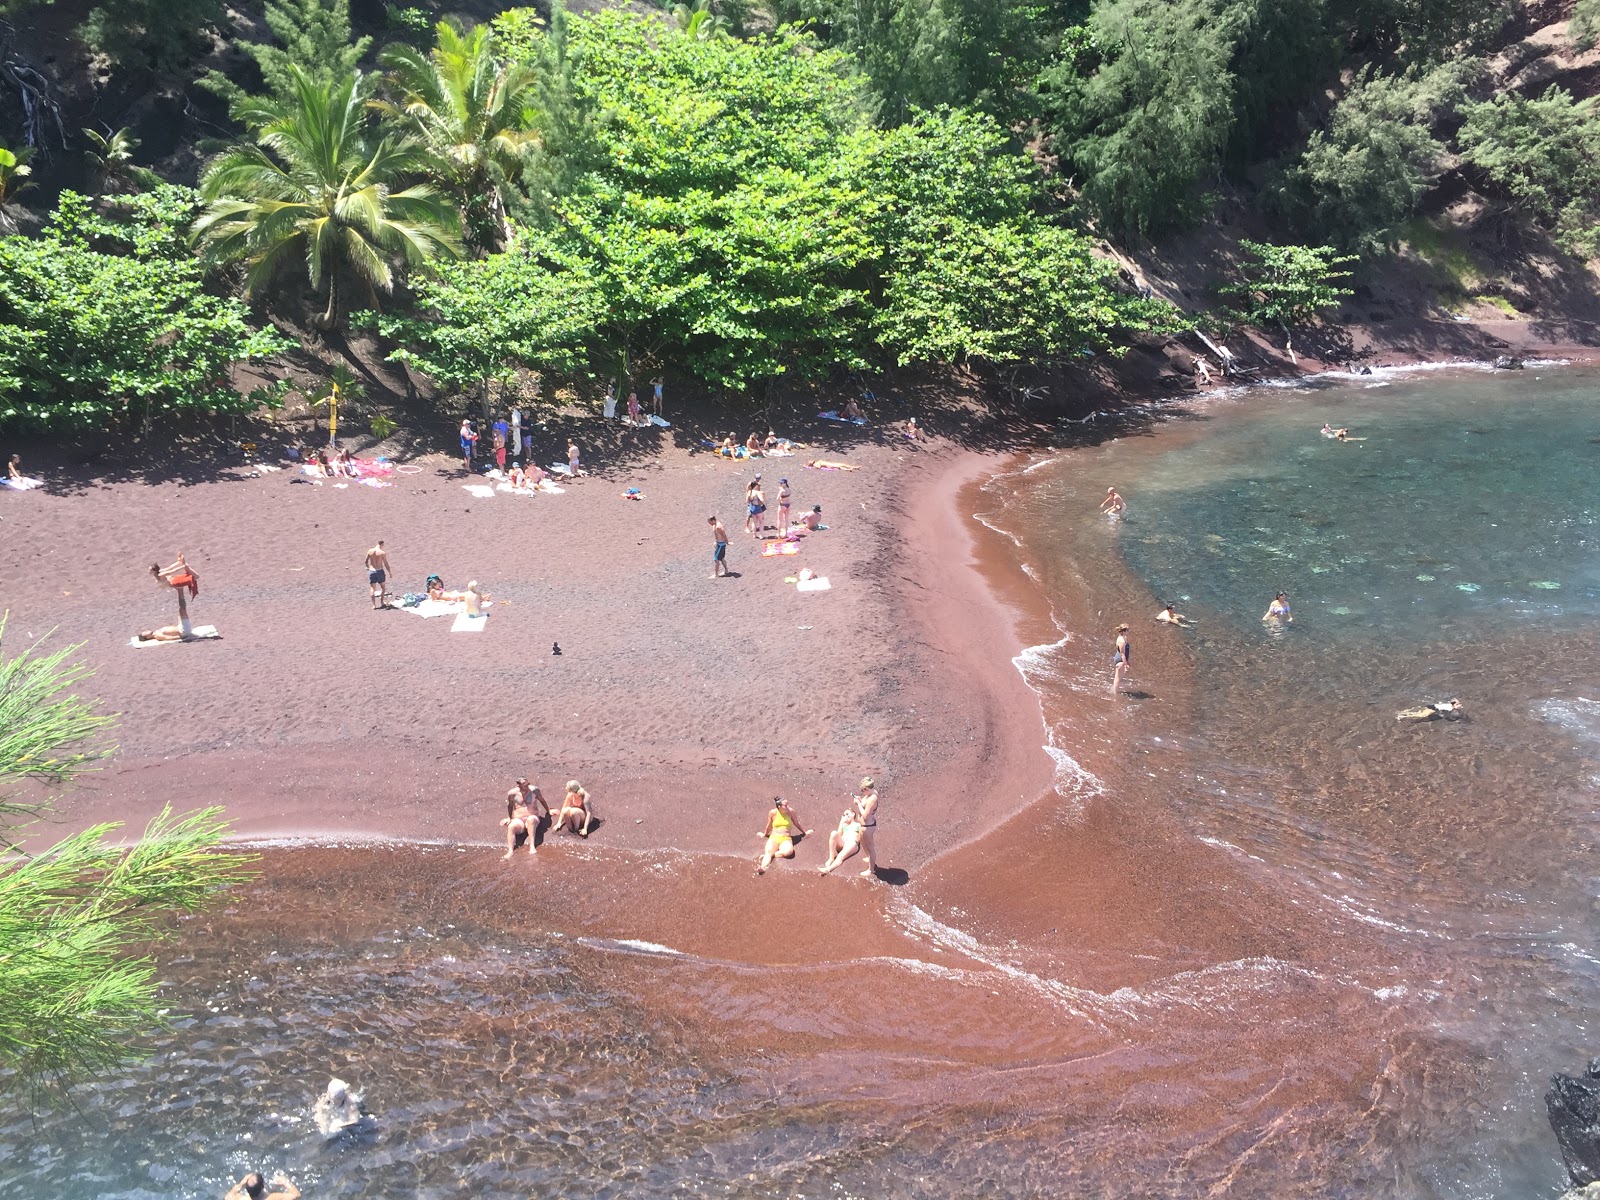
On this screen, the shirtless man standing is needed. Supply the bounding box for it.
[365,540,392,610]
[709,515,730,578]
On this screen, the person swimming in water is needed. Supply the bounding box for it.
[225,1172,300,1200]
[1263,592,1293,623]
[1156,602,1190,627]
[1397,698,1464,721]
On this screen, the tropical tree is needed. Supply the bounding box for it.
[374,18,541,250]
[1219,240,1356,333]
[194,66,462,329]
[0,618,253,1102]
[201,0,371,107]
[0,188,290,434]
[82,127,162,193]
[0,143,33,234]
[672,0,731,41]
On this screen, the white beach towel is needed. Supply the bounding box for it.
[649,415,671,428]
[462,484,496,499]
[402,598,493,619]
[451,611,489,633]
[796,577,832,592]
[130,625,221,647]
[2,477,45,490]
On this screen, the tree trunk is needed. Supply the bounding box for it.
[318,274,340,332]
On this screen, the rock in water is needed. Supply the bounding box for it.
[1493,355,1526,370]
[1547,1059,1600,1186]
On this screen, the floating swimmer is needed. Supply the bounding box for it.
[1397,698,1464,722]
[314,1077,369,1136]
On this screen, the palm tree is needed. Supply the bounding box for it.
[373,18,540,251]
[673,0,732,41]
[0,142,34,233]
[194,66,461,330]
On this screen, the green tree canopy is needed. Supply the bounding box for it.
[0,187,289,433]
[374,18,542,251]
[195,66,462,328]
[1220,240,1356,328]
[201,0,371,108]
[0,619,252,1101]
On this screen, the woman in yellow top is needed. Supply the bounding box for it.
[757,797,811,875]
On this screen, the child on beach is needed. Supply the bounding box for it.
[567,440,582,477]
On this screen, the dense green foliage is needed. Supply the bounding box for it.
[373,19,541,250]
[0,188,288,432]
[201,0,370,107]
[195,67,462,328]
[1276,60,1478,251]
[1220,240,1356,328]
[0,620,252,1101]
[374,12,1162,397]
[1574,0,1600,52]
[1458,86,1600,257]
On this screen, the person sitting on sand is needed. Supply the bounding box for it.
[1263,592,1293,623]
[817,808,863,875]
[757,797,810,875]
[553,780,595,837]
[808,459,859,471]
[225,1172,300,1200]
[904,416,928,442]
[7,453,23,484]
[425,575,470,603]
[800,504,824,531]
[464,580,489,617]
[746,432,763,457]
[1156,602,1190,627]
[764,430,780,453]
[1397,698,1464,722]
[501,779,549,858]
[843,397,865,422]
[508,462,526,489]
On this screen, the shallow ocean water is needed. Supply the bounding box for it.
[8,368,1599,1199]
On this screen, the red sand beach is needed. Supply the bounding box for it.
[2,419,1058,962]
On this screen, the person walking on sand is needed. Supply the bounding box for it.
[1100,487,1125,517]
[150,553,199,639]
[365,540,392,610]
[459,420,478,470]
[776,478,792,536]
[853,777,879,878]
[756,797,810,875]
[554,780,594,837]
[1263,591,1293,624]
[502,779,549,858]
[567,440,582,477]
[709,515,730,578]
[1110,624,1132,694]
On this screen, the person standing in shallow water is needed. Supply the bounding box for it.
[1100,487,1125,517]
[1110,624,1131,694]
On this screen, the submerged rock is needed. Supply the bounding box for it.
[1547,1059,1600,1186]
[1493,355,1526,370]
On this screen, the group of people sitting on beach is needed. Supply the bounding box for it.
[756,777,879,877]
[718,431,795,459]
[500,778,596,856]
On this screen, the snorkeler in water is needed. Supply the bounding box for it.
[1397,698,1464,722]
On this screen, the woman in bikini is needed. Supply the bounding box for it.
[757,797,810,874]
[853,777,878,878]
[745,477,766,538]
[1110,624,1131,695]
[150,553,199,637]
[554,780,595,837]
[1263,592,1293,624]
[817,808,863,875]
[501,781,548,858]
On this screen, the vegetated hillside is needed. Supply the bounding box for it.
[4,0,1600,450]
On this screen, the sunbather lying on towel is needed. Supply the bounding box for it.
[808,459,859,471]
[135,625,188,643]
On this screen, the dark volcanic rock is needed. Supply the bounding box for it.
[1493,355,1526,369]
[1548,1059,1600,1187]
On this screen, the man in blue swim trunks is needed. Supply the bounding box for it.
[365,540,392,609]
[709,515,729,578]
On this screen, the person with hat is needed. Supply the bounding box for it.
[800,504,824,532]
